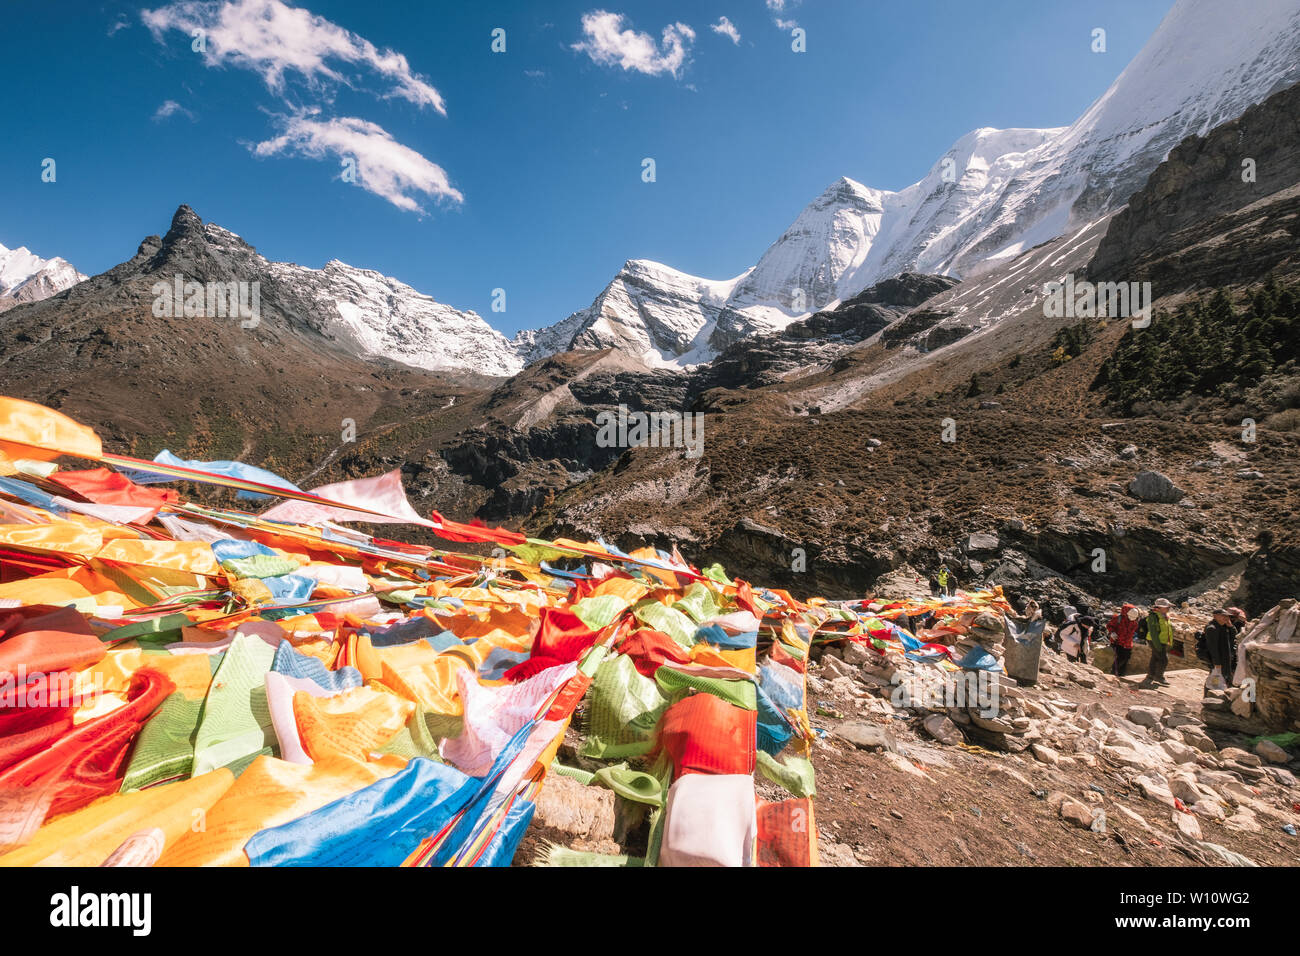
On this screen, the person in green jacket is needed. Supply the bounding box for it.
[937,564,955,597]
[1138,598,1175,687]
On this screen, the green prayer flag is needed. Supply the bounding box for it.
[120,692,203,791]
[579,654,666,759]
[191,633,277,775]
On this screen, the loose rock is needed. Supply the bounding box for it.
[1126,705,1164,728]
[1220,747,1262,767]
[1255,740,1289,764]
[835,722,898,752]
[1127,470,1186,503]
[1031,744,1060,765]
[922,714,962,746]
[1172,810,1204,840]
[1060,799,1099,829]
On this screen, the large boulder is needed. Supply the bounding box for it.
[1127,470,1186,503]
[1256,740,1289,764]
[964,532,1000,553]
[532,774,616,841]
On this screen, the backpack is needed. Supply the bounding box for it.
[1195,627,1209,662]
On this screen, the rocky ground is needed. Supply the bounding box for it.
[809,643,1300,867]
[535,400,1300,615]
[508,611,1300,868]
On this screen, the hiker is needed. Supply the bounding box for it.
[1057,607,1087,663]
[1046,603,1072,652]
[937,564,954,597]
[1227,607,1248,676]
[1138,598,1175,687]
[1201,608,1238,691]
[1076,607,1100,663]
[1106,603,1140,677]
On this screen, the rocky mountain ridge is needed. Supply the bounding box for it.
[518,0,1300,367]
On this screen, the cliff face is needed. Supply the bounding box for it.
[1089,81,1300,288]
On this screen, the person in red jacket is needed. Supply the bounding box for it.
[1106,603,1140,678]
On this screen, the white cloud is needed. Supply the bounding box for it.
[711,16,740,44]
[153,99,197,121]
[141,0,446,113]
[572,11,695,78]
[767,0,800,29]
[252,113,462,213]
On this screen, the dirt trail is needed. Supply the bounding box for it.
[812,656,1300,867]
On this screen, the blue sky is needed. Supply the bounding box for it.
[3,0,1173,336]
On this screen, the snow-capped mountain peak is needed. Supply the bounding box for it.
[0,241,86,311]
[282,257,524,377]
[726,177,886,314]
[147,206,525,377]
[6,206,523,377]
[513,258,745,370]
[515,0,1300,368]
